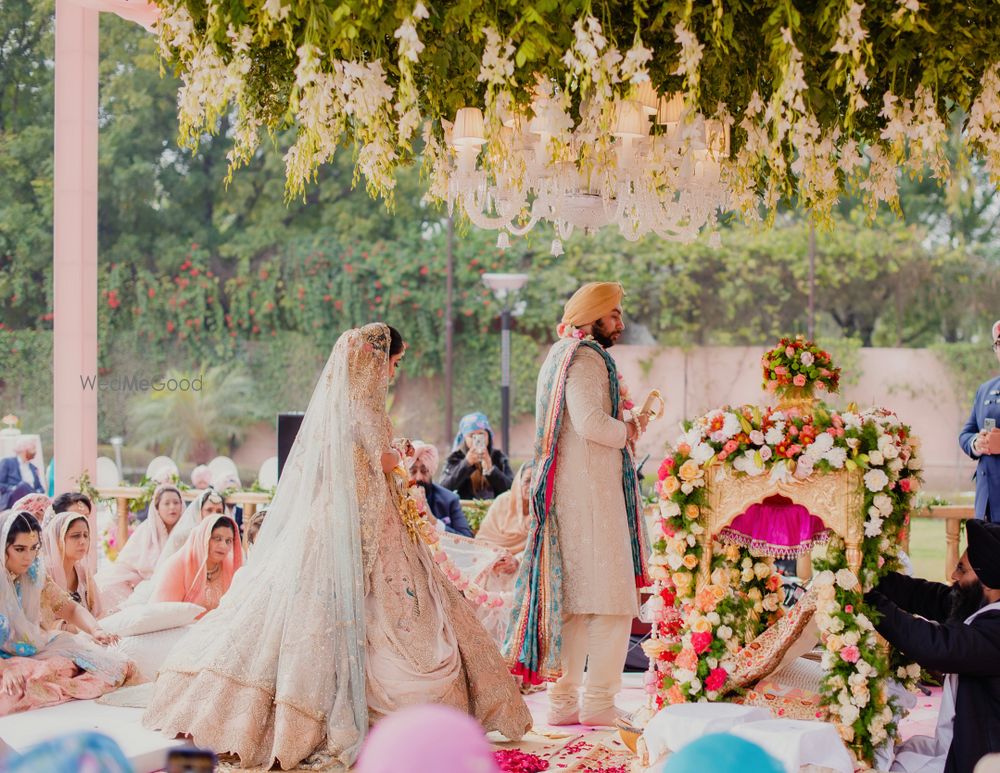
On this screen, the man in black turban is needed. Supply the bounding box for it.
[864,520,1000,773]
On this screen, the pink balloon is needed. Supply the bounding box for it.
[356,704,500,773]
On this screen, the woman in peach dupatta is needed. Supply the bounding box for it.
[476,462,533,556]
[95,484,184,611]
[149,515,242,616]
[41,511,103,628]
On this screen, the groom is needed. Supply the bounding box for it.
[506,281,650,726]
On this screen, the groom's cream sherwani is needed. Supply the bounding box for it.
[549,345,637,723]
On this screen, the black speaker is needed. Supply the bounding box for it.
[277,412,305,480]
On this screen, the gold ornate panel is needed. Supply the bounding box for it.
[698,465,865,586]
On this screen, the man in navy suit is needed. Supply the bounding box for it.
[960,320,1000,522]
[0,437,46,509]
[408,441,473,537]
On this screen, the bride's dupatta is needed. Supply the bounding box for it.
[143,325,386,769]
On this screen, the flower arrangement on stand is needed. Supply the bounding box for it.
[762,335,841,399]
[643,385,923,764]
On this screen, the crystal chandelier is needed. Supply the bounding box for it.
[444,85,730,255]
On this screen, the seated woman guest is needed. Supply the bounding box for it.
[440,413,514,501]
[41,510,103,627]
[476,461,533,558]
[244,508,267,556]
[96,485,184,611]
[1,511,130,716]
[150,515,242,617]
[155,488,226,570]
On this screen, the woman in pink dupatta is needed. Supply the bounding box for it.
[149,515,242,616]
[1,511,131,716]
[95,485,184,611]
[41,511,103,628]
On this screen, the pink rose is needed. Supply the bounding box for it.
[786,346,795,357]
[705,667,728,692]
[775,366,789,376]
[899,478,912,493]
[691,631,713,655]
[793,374,807,387]
[723,439,739,454]
[844,605,854,614]
[766,380,778,393]
[759,445,773,461]
[840,645,861,664]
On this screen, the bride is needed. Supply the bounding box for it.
[143,323,531,769]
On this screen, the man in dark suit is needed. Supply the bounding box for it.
[0,438,45,509]
[409,441,473,537]
[959,319,1000,522]
[865,520,1000,773]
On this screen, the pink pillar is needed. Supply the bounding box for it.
[53,0,99,523]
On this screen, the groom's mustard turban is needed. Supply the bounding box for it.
[562,282,625,326]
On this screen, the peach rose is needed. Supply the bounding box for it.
[661,476,681,496]
[667,684,686,705]
[675,647,699,671]
[683,553,699,570]
[678,459,702,482]
[685,504,700,519]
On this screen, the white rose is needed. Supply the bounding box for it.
[688,678,702,694]
[749,430,765,446]
[742,557,753,570]
[691,442,715,464]
[882,442,899,460]
[716,626,733,641]
[659,500,681,518]
[706,612,721,626]
[690,522,704,535]
[873,493,893,516]
[754,562,771,580]
[800,351,815,366]
[864,515,883,537]
[764,426,784,445]
[813,570,836,587]
[687,534,697,547]
[868,450,885,466]
[843,630,860,646]
[680,482,694,495]
[667,553,684,570]
[809,432,835,456]
[864,468,890,492]
[907,663,922,679]
[763,595,779,612]
[827,616,845,633]
[839,703,860,725]
[836,568,859,589]
[888,458,903,474]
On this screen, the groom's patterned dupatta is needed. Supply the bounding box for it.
[504,337,650,684]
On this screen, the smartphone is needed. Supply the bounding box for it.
[472,434,487,452]
[986,418,997,432]
[166,747,218,773]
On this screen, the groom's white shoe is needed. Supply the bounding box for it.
[579,705,628,728]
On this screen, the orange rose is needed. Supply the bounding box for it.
[660,476,680,496]
[685,504,700,519]
[683,553,699,570]
[678,459,702,482]
[667,685,686,705]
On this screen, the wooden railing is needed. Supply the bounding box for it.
[908,504,973,581]
[95,487,271,549]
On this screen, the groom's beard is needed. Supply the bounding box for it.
[947,580,985,623]
[592,321,616,349]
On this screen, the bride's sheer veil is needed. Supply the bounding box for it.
[152,323,394,767]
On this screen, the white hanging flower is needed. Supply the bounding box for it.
[478,27,515,85]
[836,568,859,589]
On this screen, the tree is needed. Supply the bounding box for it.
[127,365,256,463]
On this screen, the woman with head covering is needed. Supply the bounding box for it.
[154,488,226,571]
[95,484,184,612]
[439,413,514,500]
[0,511,131,715]
[41,510,103,627]
[476,461,534,556]
[149,515,242,617]
[9,493,51,524]
[244,508,267,556]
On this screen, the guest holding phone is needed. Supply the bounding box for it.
[440,412,514,501]
[960,319,1000,522]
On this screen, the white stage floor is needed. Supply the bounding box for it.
[0,699,183,772]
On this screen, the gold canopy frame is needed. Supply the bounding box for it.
[696,465,866,588]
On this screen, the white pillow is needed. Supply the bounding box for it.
[115,625,192,683]
[100,601,205,637]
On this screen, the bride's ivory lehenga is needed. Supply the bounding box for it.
[142,324,531,770]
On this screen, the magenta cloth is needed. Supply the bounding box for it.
[720,495,830,558]
[355,705,500,773]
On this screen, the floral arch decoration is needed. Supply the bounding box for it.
[642,337,923,766]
